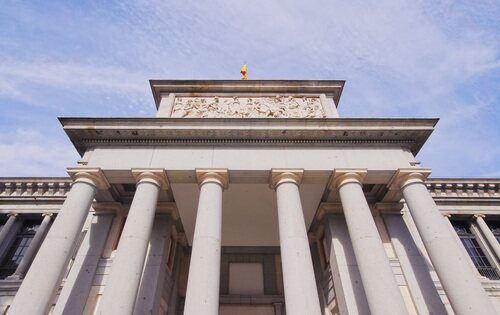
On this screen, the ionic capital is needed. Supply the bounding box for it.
[41,212,54,218]
[131,169,170,190]
[67,168,110,190]
[196,169,229,190]
[473,214,485,220]
[7,212,18,218]
[387,168,431,190]
[269,169,303,190]
[328,169,367,190]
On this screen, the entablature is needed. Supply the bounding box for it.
[60,117,438,156]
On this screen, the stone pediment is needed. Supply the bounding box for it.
[171,96,325,118]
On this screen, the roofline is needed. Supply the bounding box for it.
[59,117,438,156]
[426,178,500,183]
[149,80,345,109]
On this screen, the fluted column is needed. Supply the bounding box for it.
[330,169,407,315]
[0,213,18,246]
[474,214,500,262]
[8,213,53,280]
[270,169,321,315]
[390,169,496,315]
[99,169,169,315]
[9,168,108,315]
[184,169,228,315]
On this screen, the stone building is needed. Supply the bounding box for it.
[0,80,499,315]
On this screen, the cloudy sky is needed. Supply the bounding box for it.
[0,0,499,177]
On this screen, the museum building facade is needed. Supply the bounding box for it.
[0,80,499,315]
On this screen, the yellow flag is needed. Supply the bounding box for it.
[240,64,247,80]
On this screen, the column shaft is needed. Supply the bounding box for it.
[401,180,496,315]
[133,214,172,315]
[53,210,115,315]
[183,181,223,315]
[338,181,407,315]
[383,213,447,315]
[8,214,52,279]
[99,180,161,314]
[475,215,500,262]
[0,214,17,245]
[9,180,98,315]
[275,181,321,315]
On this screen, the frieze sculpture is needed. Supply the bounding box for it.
[171,95,325,118]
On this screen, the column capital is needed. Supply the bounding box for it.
[196,169,229,189]
[473,214,486,219]
[387,168,432,190]
[269,169,303,189]
[131,169,169,190]
[328,169,367,190]
[41,212,54,218]
[67,168,110,190]
[7,212,18,218]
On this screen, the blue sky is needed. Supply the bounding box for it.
[0,0,499,177]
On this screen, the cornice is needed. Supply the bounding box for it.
[425,180,500,199]
[0,178,71,199]
[59,117,438,156]
[149,80,345,108]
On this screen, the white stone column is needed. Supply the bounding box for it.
[474,214,500,262]
[99,169,169,315]
[390,169,497,315]
[309,235,330,315]
[8,213,53,280]
[270,169,321,315]
[184,169,228,315]
[379,204,447,315]
[133,212,174,314]
[9,168,108,315]
[0,213,18,245]
[329,169,407,315]
[53,203,119,315]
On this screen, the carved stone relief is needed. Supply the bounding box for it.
[171,96,324,118]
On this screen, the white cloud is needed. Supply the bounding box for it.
[0,61,148,104]
[0,0,498,177]
[0,128,78,177]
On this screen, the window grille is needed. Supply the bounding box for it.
[452,220,500,280]
[487,221,500,244]
[0,220,40,279]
